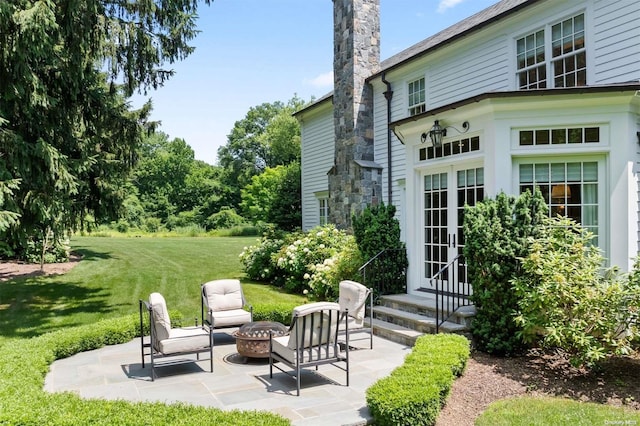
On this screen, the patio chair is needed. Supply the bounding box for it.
[201,279,253,331]
[338,280,374,349]
[139,292,213,381]
[269,301,349,396]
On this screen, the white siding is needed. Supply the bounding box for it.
[372,80,407,237]
[593,0,640,83]
[429,35,510,106]
[299,104,334,231]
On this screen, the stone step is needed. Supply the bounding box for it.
[373,305,467,334]
[371,317,423,347]
[378,293,476,326]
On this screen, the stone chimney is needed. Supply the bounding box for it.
[330,0,381,229]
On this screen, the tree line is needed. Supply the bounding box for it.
[121,96,304,234]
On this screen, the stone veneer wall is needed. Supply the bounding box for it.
[330,0,381,229]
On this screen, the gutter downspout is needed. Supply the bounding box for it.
[381,72,393,205]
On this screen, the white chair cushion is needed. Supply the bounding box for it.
[208,308,252,328]
[203,279,245,311]
[339,280,369,322]
[288,302,340,350]
[272,335,340,364]
[149,292,171,342]
[158,326,211,354]
[342,315,364,331]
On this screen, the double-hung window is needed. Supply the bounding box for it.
[408,77,426,116]
[319,197,329,226]
[516,13,586,90]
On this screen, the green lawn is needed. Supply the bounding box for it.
[0,236,305,344]
[477,396,640,425]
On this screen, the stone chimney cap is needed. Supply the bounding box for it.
[354,160,383,169]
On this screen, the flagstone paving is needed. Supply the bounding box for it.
[44,331,411,425]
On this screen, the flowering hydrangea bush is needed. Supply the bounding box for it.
[307,237,363,301]
[275,225,353,294]
[239,224,363,300]
[239,234,284,282]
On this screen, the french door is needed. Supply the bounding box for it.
[422,164,484,288]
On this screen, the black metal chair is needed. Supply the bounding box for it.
[338,280,374,349]
[269,302,349,396]
[139,292,213,380]
[201,279,253,331]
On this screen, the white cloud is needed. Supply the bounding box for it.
[437,0,467,13]
[305,71,334,88]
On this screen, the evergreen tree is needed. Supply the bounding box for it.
[0,0,210,259]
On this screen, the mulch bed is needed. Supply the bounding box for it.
[436,348,640,426]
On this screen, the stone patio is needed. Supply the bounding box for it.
[44,330,411,425]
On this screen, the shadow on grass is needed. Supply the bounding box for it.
[0,277,114,339]
[71,247,115,261]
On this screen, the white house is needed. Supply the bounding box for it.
[296,0,640,296]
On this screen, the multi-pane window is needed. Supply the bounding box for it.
[519,127,599,146]
[408,77,426,116]
[423,173,448,279]
[517,30,546,89]
[519,161,599,244]
[516,13,586,90]
[319,198,328,225]
[420,136,480,161]
[552,14,586,87]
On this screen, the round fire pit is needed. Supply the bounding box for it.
[233,321,288,358]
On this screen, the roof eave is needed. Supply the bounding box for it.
[390,83,640,129]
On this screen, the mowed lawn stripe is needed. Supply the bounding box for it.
[0,236,305,345]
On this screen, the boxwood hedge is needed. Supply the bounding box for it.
[0,314,289,425]
[366,333,470,426]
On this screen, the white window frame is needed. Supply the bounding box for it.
[407,77,426,116]
[317,194,329,226]
[515,12,586,90]
[514,156,606,252]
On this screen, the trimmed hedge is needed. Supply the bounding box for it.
[253,303,296,325]
[0,314,289,425]
[366,334,470,426]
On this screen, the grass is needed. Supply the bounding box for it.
[476,396,640,425]
[1,236,637,424]
[0,236,305,345]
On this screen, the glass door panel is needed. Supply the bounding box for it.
[423,166,484,286]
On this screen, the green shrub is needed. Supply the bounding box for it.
[240,232,286,282]
[252,303,297,325]
[307,237,363,301]
[144,217,162,233]
[274,225,352,294]
[366,334,470,426]
[206,207,246,230]
[0,315,289,425]
[115,220,130,233]
[240,225,362,299]
[23,235,71,264]
[352,203,407,295]
[463,189,547,355]
[513,217,640,368]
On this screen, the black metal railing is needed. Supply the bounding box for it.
[429,254,472,333]
[358,248,407,302]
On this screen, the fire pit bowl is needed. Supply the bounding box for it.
[233,321,289,358]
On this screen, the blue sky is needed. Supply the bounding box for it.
[134,0,499,164]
